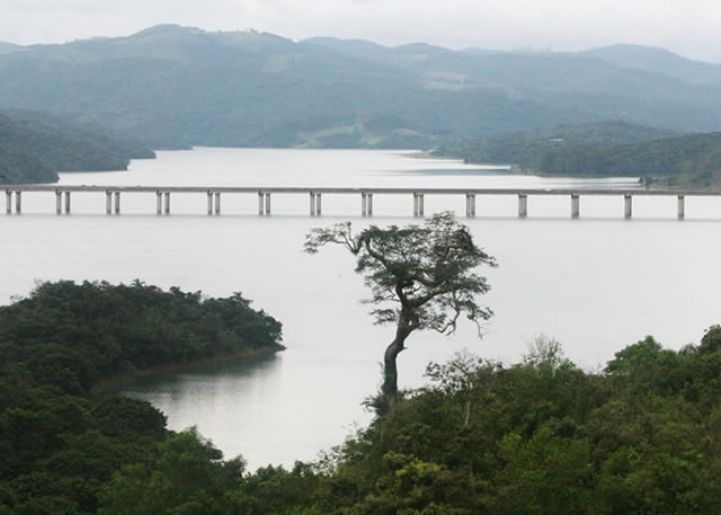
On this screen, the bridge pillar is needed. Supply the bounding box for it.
[361,193,373,217]
[5,190,10,215]
[265,193,271,215]
[678,195,685,220]
[413,193,425,217]
[571,194,580,219]
[518,194,528,218]
[14,191,21,214]
[624,195,632,219]
[258,192,264,215]
[56,190,62,215]
[156,191,163,215]
[112,192,120,215]
[64,191,71,214]
[207,191,213,215]
[163,192,170,215]
[214,192,221,215]
[105,191,112,215]
[465,194,476,218]
[309,192,316,216]
[315,193,321,216]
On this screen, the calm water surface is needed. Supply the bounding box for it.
[2,148,721,468]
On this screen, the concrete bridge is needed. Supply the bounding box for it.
[2,185,716,219]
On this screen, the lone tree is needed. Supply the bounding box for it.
[305,212,496,408]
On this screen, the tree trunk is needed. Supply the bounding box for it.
[382,337,405,405]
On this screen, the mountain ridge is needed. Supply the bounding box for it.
[2,25,721,149]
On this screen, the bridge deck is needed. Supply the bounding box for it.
[3,185,720,196]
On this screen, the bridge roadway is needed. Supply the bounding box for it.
[2,185,717,219]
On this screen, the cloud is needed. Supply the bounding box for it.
[0,0,720,62]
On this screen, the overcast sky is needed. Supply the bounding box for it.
[1,0,720,62]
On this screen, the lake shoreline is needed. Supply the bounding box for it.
[90,343,286,396]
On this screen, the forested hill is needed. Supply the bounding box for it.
[2,25,721,149]
[0,281,284,394]
[437,122,721,187]
[0,281,283,513]
[0,112,155,184]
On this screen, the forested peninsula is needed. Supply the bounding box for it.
[437,121,721,188]
[0,280,283,514]
[2,280,721,513]
[0,112,154,184]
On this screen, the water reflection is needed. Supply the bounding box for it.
[123,355,288,463]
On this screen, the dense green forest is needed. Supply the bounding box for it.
[2,281,721,512]
[437,122,721,187]
[2,25,721,149]
[100,330,721,514]
[0,280,283,514]
[0,112,154,184]
[0,281,284,392]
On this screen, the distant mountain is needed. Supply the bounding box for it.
[437,121,721,187]
[583,44,721,85]
[0,111,155,184]
[304,37,392,61]
[2,26,721,149]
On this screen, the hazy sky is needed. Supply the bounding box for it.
[1,0,720,62]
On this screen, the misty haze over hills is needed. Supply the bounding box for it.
[1,24,721,150]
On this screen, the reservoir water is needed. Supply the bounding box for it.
[2,148,721,469]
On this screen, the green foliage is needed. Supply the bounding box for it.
[229,332,721,514]
[98,429,245,515]
[0,281,283,514]
[4,277,721,513]
[0,280,283,394]
[92,397,167,439]
[7,304,721,513]
[0,373,163,513]
[700,325,721,354]
[0,112,154,184]
[0,144,56,183]
[438,121,721,187]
